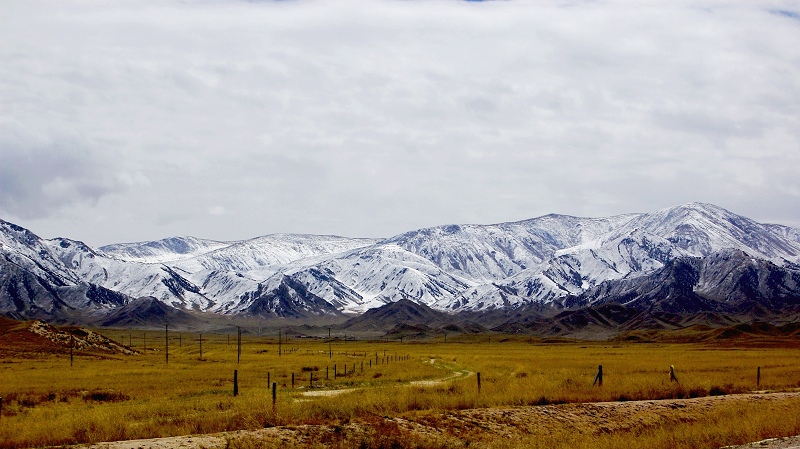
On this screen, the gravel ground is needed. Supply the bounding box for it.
[722,436,800,449]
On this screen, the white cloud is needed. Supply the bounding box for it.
[1,0,799,245]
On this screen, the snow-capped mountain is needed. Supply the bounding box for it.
[2,202,800,324]
[451,203,800,311]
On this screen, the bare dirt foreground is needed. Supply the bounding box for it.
[74,392,800,449]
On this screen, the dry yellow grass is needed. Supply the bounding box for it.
[1,330,799,448]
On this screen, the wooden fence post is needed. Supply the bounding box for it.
[233,370,239,396]
[477,372,481,393]
[593,365,603,386]
[70,336,74,367]
[291,373,295,389]
[272,382,276,412]
[199,334,203,360]
[267,372,270,386]
[310,371,313,387]
[334,364,337,379]
[757,366,761,388]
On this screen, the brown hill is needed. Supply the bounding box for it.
[0,316,135,357]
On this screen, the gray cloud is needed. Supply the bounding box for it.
[0,120,135,220]
[1,0,799,245]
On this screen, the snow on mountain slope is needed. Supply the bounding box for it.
[44,238,213,310]
[45,234,378,314]
[763,223,800,247]
[171,234,380,273]
[292,243,475,314]
[99,237,232,264]
[615,203,800,262]
[0,220,81,286]
[213,272,341,318]
[0,223,132,321]
[386,214,639,283]
[444,204,800,311]
[574,249,800,313]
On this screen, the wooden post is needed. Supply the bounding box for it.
[326,366,329,380]
[329,341,332,359]
[199,334,203,360]
[369,360,372,368]
[310,371,313,387]
[272,382,276,412]
[593,365,603,386]
[334,364,337,379]
[179,333,182,348]
[361,361,363,373]
[291,373,295,389]
[233,370,239,396]
[477,372,481,393]
[70,336,74,367]
[757,366,761,388]
[375,352,378,365]
[267,372,270,386]
[165,324,169,365]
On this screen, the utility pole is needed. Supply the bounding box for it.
[165,324,169,365]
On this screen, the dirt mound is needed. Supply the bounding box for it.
[0,317,135,357]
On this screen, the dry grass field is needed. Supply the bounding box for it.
[1,325,800,448]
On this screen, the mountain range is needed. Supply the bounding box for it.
[2,202,800,332]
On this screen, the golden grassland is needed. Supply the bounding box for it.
[1,331,800,448]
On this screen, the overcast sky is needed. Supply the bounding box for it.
[1,0,799,247]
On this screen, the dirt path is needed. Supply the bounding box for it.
[74,391,800,449]
[722,436,800,449]
[299,358,471,397]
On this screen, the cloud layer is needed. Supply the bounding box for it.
[1,0,799,245]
